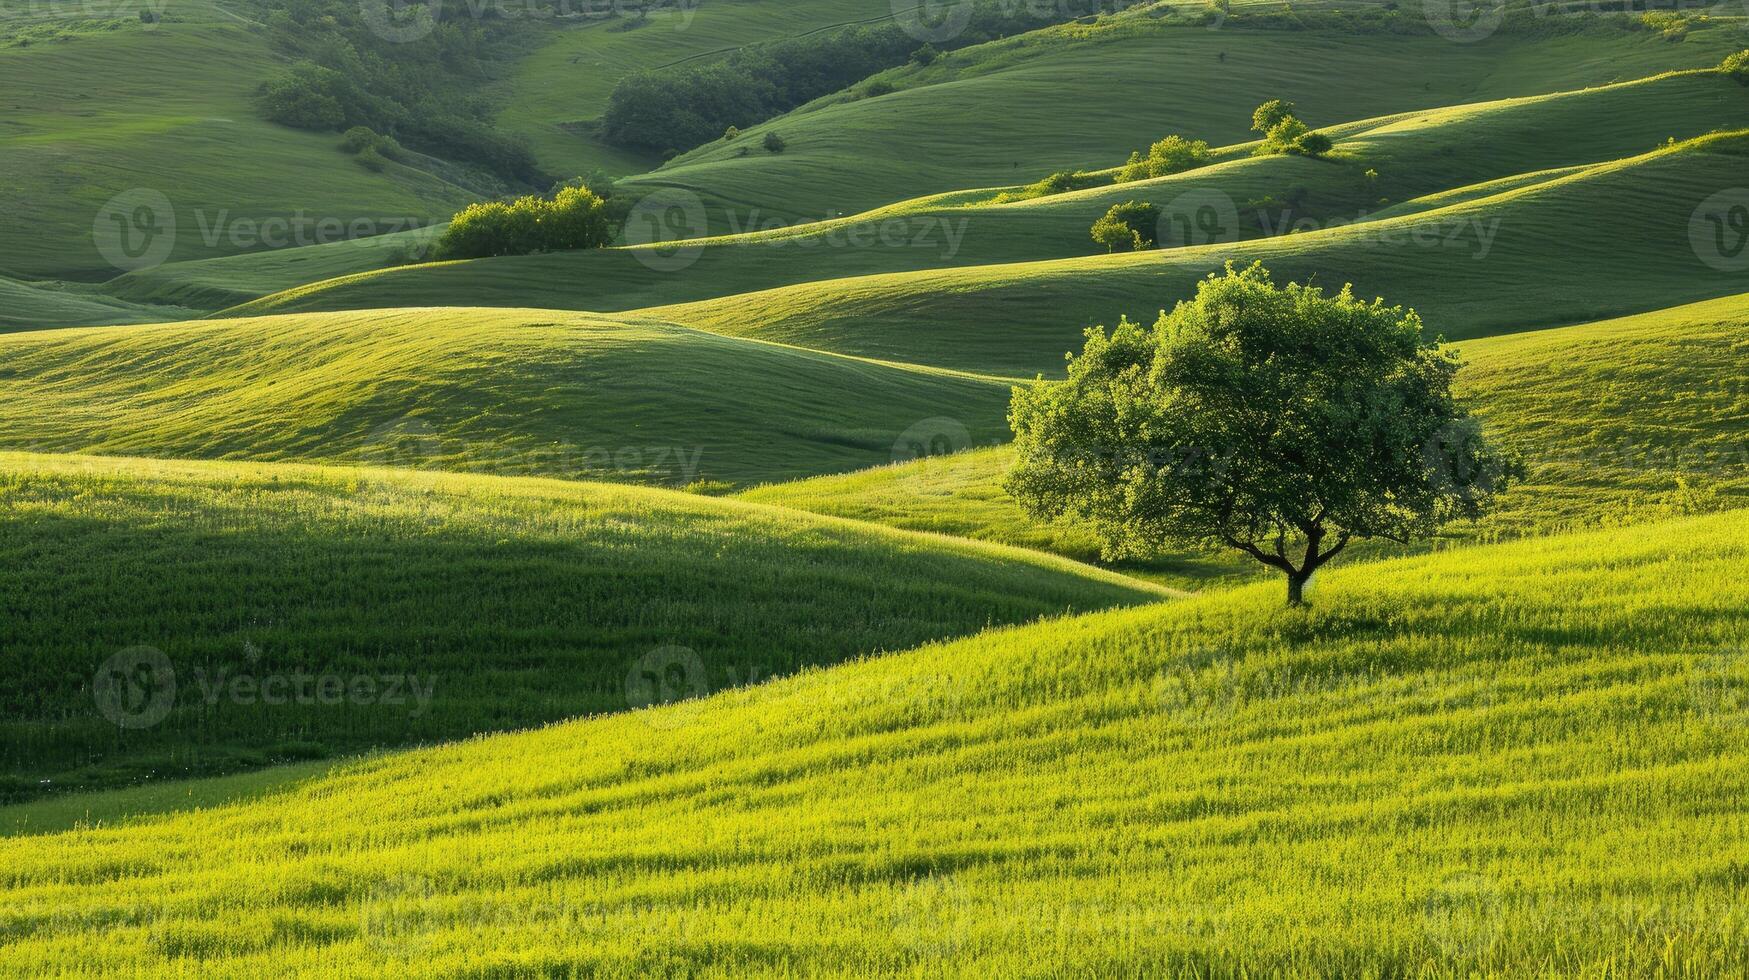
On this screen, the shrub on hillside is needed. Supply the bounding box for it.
[1250,100,1333,158]
[434,186,613,260]
[1725,51,1749,85]
[1090,201,1160,252]
[763,132,787,153]
[993,170,1103,204]
[1115,135,1212,182]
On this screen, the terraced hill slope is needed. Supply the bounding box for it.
[1,509,1742,975]
[0,452,1166,796]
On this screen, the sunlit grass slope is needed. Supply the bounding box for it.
[223,69,1749,324]
[741,292,1749,577]
[0,1,471,280]
[2,510,1744,975]
[650,131,1749,375]
[493,0,894,177]
[620,9,1747,226]
[0,308,1012,487]
[0,452,1166,797]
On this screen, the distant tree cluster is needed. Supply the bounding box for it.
[1090,201,1160,252]
[1115,135,1212,182]
[339,126,405,171]
[1250,99,1333,158]
[601,0,1134,157]
[434,187,613,260]
[252,0,538,183]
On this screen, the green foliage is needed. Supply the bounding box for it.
[1114,134,1212,182]
[253,0,537,181]
[992,169,1104,204]
[1725,51,1749,85]
[1006,263,1515,604]
[762,131,787,154]
[1252,98,1297,134]
[435,187,613,260]
[1089,200,1160,252]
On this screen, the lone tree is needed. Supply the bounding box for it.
[1006,263,1515,606]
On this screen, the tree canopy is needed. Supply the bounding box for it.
[1005,263,1515,604]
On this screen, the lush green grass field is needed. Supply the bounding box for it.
[0,452,1165,797]
[221,69,1749,331]
[740,292,1749,576]
[0,308,1012,487]
[647,131,1749,375]
[0,275,194,332]
[1,509,1742,975]
[0,0,471,281]
[619,9,1748,228]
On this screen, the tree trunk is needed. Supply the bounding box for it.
[1287,571,1309,607]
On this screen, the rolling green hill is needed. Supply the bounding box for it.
[618,7,1749,228]
[1,508,1742,974]
[491,0,897,178]
[646,131,1749,375]
[0,0,473,281]
[740,292,1749,578]
[218,69,1749,327]
[0,275,194,332]
[0,451,1167,797]
[0,308,1012,487]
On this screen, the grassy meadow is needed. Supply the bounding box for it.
[0,452,1164,797]
[5,0,1748,973]
[1,511,1744,974]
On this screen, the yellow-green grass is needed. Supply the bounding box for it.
[0,308,1014,487]
[647,131,1749,375]
[0,452,1167,797]
[0,759,340,838]
[0,4,472,280]
[222,69,1749,325]
[2,508,1744,975]
[619,9,1749,228]
[492,0,896,178]
[740,291,1749,581]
